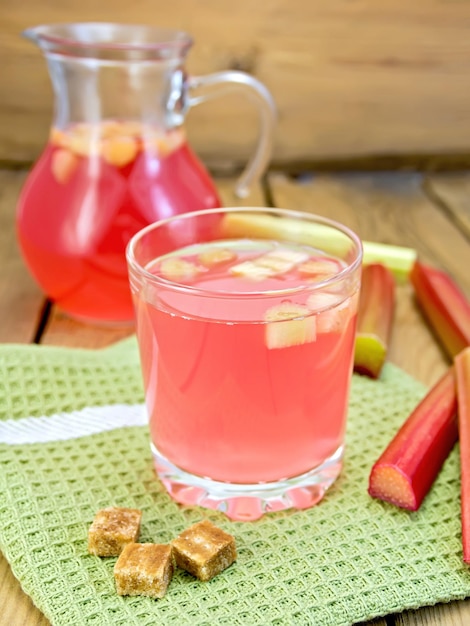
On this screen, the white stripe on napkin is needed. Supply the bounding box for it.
[0,404,148,445]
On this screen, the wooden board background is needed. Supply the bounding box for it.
[3,0,470,167]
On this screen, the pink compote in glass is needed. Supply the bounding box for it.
[127,208,362,520]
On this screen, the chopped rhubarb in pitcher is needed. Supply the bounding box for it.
[16,121,221,322]
[134,239,358,484]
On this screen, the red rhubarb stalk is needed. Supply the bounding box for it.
[368,368,458,510]
[410,261,470,359]
[354,263,395,379]
[455,347,470,563]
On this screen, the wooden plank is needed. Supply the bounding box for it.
[394,601,470,626]
[39,313,135,349]
[41,177,266,346]
[269,171,470,386]
[0,170,45,343]
[4,1,470,166]
[0,560,49,626]
[424,173,470,239]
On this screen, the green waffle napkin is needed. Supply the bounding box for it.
[0,337,469,626]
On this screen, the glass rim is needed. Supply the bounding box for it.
[23,23,193,54]
[126,207,363,299]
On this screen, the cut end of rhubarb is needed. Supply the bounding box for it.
[354,263,395,378]
[367,368,457,512]
[354,334,387,379]
[368,465,417,510]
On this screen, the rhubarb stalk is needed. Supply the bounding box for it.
[455,347,470,562]
[368,368,458,510]
[361,241,417,283]
[410,261,470,359]
[220,212,417,281]
[354,263,395,379]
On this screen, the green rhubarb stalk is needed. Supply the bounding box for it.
[220,211,416,281]
[368,368,458,510]
[362,241,416,283]
[354,263,395,379]
[410,261,470,359]
[455,347,470,563]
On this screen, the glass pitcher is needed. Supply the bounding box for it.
[17,23,275,324]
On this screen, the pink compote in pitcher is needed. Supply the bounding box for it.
[17,23,275,323]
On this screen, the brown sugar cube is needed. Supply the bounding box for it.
[88,507,142,556]
[114,543,173,598]
[171,519,236,581]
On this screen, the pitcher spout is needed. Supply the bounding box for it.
[22,26,42,45]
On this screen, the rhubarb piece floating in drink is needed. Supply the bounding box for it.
[264,302,316,349]
[307,291,357,334]
[298,257,343,281]
[127,208,362,520]
[229,247,308,280]
[197,248,236,268]
[159,258,203,282]
[51,148,79,184]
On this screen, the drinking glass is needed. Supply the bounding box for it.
[127,207,362,520]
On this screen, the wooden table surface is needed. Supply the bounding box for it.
[1,168,470,626]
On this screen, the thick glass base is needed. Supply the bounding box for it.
[151,443,343,521]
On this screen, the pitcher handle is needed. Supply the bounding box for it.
[187,71,276,198]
